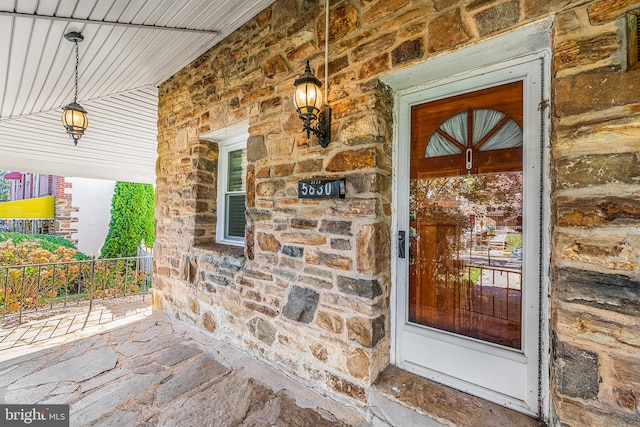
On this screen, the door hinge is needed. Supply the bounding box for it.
[538,99,549,111]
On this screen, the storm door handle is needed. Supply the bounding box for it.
[398,230,406,258]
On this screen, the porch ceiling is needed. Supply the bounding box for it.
[0,0,274,183]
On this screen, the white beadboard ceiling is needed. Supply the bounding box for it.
[0,0,275,184]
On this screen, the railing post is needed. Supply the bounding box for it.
[506,284,510,322]
[82,257,96,330]
[3,269,8,324]
[19,266,25,324]
[51,265,56,309]
[77,264,82,307]
[492,295,495,317]
[124,257,130,296]
[64,264,69,307]
[102,260,107,299]
[142,255,149,301]
[112,259,118,299]
[35,265,41,312]
[90,256,95,309]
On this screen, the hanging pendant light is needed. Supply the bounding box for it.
[61,32,88,146]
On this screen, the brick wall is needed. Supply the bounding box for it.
[155,0,640,424]
[54,176,78,244]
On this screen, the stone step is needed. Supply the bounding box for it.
[369,366,543,427]
[370,390,447,427]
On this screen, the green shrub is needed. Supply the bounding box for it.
[100,182,155,258]
[0,233,89,259]
[505,234,523,251]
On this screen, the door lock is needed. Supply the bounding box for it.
[398,230,406,258]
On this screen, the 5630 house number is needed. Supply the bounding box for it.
[298,178,346,199]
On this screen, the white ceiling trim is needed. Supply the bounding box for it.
[0,10,221,34]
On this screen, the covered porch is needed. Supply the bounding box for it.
[1,0,640,426]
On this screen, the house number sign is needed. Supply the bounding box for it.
[298,178,345,199]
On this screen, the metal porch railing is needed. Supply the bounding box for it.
[1,254,152,326]
[464,264,522,323]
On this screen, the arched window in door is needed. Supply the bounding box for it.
[425,108,523,173]
[410,82,524,178]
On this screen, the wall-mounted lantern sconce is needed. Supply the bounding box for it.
[61,31,88,145]
[294,61,332,148]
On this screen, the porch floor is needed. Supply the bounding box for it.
[0,302,367,426]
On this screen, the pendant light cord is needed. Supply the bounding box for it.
[74,40,79,103]
[324,0,329,102]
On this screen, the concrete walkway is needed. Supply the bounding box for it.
[0,302,367,426]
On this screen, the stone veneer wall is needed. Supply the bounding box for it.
[155,0,640,424]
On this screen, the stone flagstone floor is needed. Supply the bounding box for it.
[0,302,368,426]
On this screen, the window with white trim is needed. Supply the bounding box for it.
[216,136,247,246]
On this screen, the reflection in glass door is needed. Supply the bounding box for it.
[409,172,523,349]
[408,81,524,350]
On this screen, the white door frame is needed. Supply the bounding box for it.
[381,19,552,419]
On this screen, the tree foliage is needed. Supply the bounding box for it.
[410,172,523,225]
[100,182,155,258]
[0,171,10,202]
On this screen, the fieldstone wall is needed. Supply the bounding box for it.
[551,2,640,426]
[154,0,640,424]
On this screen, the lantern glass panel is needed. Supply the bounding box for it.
[62,108,88,133]
[295,82,322,116]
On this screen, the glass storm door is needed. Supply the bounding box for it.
[396,61,542,416]
[409,82,524,348]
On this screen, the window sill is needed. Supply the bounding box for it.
[193,242,245,259]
